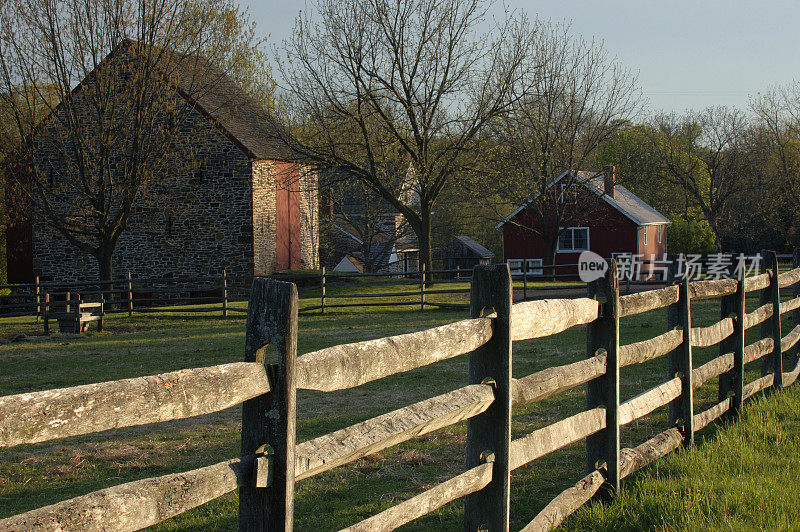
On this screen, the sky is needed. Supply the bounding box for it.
[239,0,800,114]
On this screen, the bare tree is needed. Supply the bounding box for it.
[652,107,755,251]
[480,21,642,267]
[322,172,416,272]
[275,0,534,272]
[0,0,267,281]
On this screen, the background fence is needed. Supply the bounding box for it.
[1,249,799,530]
[0,271,247,321]
[2,253,794,323]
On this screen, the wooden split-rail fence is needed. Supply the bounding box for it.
[1,250,800,530]
[0,271,239,323]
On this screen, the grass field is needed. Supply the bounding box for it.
[562,383,800,531]
[0,283,797,530]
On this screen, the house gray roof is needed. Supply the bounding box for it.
[328,219,419,252]
[496,169,671,228]
[454,236,495,258]
[576,171,671,226]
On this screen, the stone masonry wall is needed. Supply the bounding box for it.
[33,102,256,282]
[299,165,319,270]
[251,161,319,274]
[252,159,277,276]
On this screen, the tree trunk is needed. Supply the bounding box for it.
[96,244,115,307]
[544,234,558,282]
[418,209,433,285]
[98,247,114,281]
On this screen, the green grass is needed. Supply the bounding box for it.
[562,383,800,531]
[0,289,797,530]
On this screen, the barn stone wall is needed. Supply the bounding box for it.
[251,161,319,274]
[252,160,277,276]
[32,102,256,282]
[299,166,319,270]
[30,46,318,283]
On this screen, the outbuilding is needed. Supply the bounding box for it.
[434,236,495,273]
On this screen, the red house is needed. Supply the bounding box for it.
[496,168,670,278]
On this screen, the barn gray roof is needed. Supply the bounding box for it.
[167,50,296,161]
[496,169,671,228]
[38,41,298,162]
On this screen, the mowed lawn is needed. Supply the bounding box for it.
[562,382,800,531]
[0,285,797,531]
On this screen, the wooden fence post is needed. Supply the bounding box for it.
[35,276,40,322]
[420,264,426,311]
[222,270,228,318]
[98,296,104,333]
[127,272,134,317]
[792,248,800,366]
[464,264,512,531]
[720,269,746,418]
[73,294,82,333]
[585,260,620,493]
[43,293,50,334]
[320,266,326,314]
[238,277,298,531]
[761,250,783,390]
[522,260,528,301]
[668,276,694,446]
[718,265,736,415]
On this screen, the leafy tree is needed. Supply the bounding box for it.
[650,107,756,251]
[594,124,689,218]
[666,218,717,255]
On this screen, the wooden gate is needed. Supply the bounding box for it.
[275,162,301,271]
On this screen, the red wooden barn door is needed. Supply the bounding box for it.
[275,162,301,270]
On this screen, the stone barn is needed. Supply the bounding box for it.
[6,41,318,284]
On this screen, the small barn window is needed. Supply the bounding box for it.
[658,225,662,244]
[644,227,648,246]
[560,183,578,204]
[557,227,589,252]
[526,258,543,276]
[506,258,543,277]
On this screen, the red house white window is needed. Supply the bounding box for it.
[557,227,589,252]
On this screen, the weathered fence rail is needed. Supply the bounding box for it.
[2,250,800,530]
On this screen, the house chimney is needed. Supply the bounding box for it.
[603,165,616,198]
